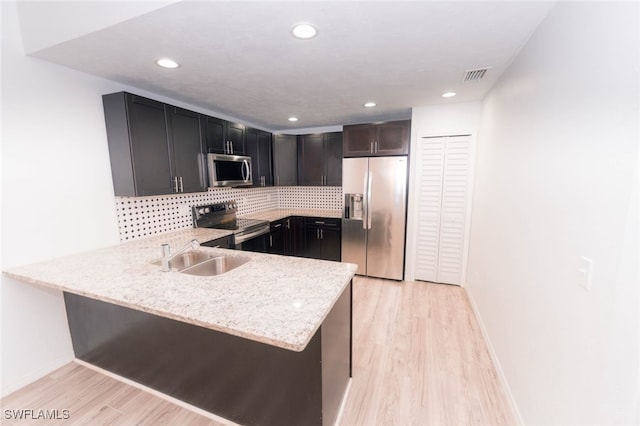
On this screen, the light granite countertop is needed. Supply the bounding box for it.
[242,208,342,222]
[3,227,356,352]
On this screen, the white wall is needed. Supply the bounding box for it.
[466,2,639,425]
[0,1,256,397]
[1,1,119,396]
[405,102,481,282]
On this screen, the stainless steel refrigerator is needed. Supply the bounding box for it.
[342,156,408,280]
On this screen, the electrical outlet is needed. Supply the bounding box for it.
[578,256,593,290]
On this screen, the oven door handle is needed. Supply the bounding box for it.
[234,226,270,244]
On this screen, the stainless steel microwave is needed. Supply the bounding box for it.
[207,153,252,187]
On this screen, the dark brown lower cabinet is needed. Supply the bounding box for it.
[64,282,352,426]
[303,217,342,261]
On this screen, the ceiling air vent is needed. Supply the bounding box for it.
[462,68,489,82]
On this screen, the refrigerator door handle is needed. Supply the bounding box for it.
[362,172,369,230]
[367,171,373,230]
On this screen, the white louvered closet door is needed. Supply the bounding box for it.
[414,137,445,282]
[415,135,471,285]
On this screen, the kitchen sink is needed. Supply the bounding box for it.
[152,251,250,276]
[152,251,216,270]
[179,255,250,277]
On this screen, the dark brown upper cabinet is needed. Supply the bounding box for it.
[297,132,342,186]
[272,134,298,186]
[202,115,245,155]
[245,127,273,187]
[343,120,410,157]
[102,92,206,197]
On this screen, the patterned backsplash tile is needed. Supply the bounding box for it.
[115,186,342,241]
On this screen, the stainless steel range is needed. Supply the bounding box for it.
[192,201,270,249]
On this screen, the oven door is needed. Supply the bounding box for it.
[233,226,270,252]
[207,153,252,187]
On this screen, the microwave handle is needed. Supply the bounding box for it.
[241,159,250,183]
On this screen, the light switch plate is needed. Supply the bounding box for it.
[578,256,593,290]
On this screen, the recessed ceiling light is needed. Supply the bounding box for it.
[288,117,298,122]
[441,91,457,98]
[291,23,317,39]
[364,102,377,108]
[156,58,179,69]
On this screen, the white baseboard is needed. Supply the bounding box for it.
[465,287,524,425]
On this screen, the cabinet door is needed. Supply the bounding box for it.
[273,134,297,186]
[258,130,273,186]
[244,128,260,187]
[226,122,245,155]
[343,124,373,157]
[286,217,304,256]
[246,128,273,187]
[203,115,226,154]
[298,134,324,186]
[240,234,268,253]
[320,227,342,261]
[304,226,323,259]
[268,221,285,255]
[324,132,343,186]
[167,106,206,193]
[374,120,410,156]
[126,95,173,196]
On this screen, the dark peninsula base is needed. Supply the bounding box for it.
[63,282,352,426]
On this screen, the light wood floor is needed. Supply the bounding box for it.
[340,276,514,425]
[1,277,514,425]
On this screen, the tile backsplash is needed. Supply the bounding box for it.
[115,186,342,241]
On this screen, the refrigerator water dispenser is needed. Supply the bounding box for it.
[345,193,364,220]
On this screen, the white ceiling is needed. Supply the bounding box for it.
[18,1,555,131]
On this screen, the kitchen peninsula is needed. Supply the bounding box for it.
[4,227,356,426]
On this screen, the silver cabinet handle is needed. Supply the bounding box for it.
[370,142,374,154]
[173,177,179,193]
[225,141,229,154]
[230,141,234,154]
[273,223,282,228]
[320,229,324,239]
[315,221,325,225]
[286,219,290,229]
[316,229,320,239]
[270,235,273,247]
[375,141,379,153]
[179,176,184,192]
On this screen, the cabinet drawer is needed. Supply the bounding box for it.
[270,219,286,232]
[304,217,341,229]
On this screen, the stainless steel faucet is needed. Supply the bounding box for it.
[161,239,200,272]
